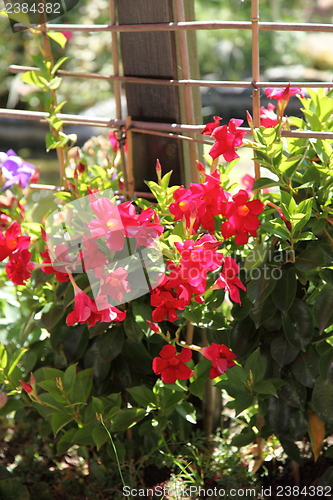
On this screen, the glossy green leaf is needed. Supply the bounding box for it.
[292,348,319,388]
[295,245,326,272]
[95,326,124,361]
[230,318,259,360]
[92,426,109,451]
[247,268,277,307]
[51,412,74,437]
[278,376,306,409]
[110,408,147,432]
[231,430,256,447]
[47,31,67,48]
[124,312,143,343]
[282,298,313,350]
[250,295,276,328]
[56,428,77,455]
[312,376,333,426]
[271,334,299,366]
[253,380,278,396]
[63,363,77,395]
[0,479,30,500]
[280,439,301,463]
[253,177,281,190]
[314,285,333,334]
[289,409,309,440]
[265,396,291,434]
[244,348,264,384]
[107,441,126,463]
[319,348,333,384]
[127,386,157,408]
[271,267,297,314]
[72,368,94,404]
[226,364,247,387]
[175,402,196,424]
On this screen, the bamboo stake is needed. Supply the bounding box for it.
[109,0,128,196]
[5,108,333,140]
[9,65,333,89]
[14,21,333,33]
[251,0,261,182]
[174,0,198,183]
[125,116,134,198]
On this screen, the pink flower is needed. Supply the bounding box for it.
[40,246,70,282]
[152,345,194,383]
[201,116,222,135]
[100,267,131,303]
[265,84,304,104]
[260,103,279,128]
[0,221,30,262]
[6,248,34,284]
[212,256,246,304]
[66,283,126,328]
[209,119,246,162]
[201,343,236,379]
[220,190,264,245]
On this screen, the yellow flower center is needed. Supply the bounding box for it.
[238,205,250,217]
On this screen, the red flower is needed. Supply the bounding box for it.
[40,247,70,282]
[220,190,264,245]
[100,267,131,303]
[66,281,126,328]
[212,256,246,304]
[108,130,128,154]
[209,119,246,162]
[201,116,222,135]
[0,221,30,262]
[146,320,161,333]
[201,343,236,379]
[20,380,33,393]
[260,103,279,128]
[150,287,188,323]
[6,249,34,284]
[152,345,194,383]
[265,85,304,102]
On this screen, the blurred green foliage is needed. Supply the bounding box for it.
[0,0,331,113]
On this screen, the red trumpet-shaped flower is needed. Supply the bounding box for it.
[212,256,246,304]
[152,345,194,383]
[209,119,246,162]
[201,343,236,379]
[66,276,126,328]
[260,103,279,128]
[201,116,222,135]
[221,190,264,245]
[6,248,34,285]
[265,84,304,102]
[0,221,30,262]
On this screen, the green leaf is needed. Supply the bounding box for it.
[271,267,297,314]
[280,191,297,217]
[260,219,290,240]
[124,312,143,343]
[127,386,157,408]
[244,348,264,384]
[0,478,30,500]
[279,155,303,174]
[314,285,333,334]
[231,430,256,447]
[319,348,333,384]
[247,268,277,307]
[250,295,277,329]
[312,377,333,426]
[253,177,281,190]
[265,396,291,434]
[57,428,77,455]
[72,368,94,404]
[292,348,319,388]
[21,70,47,89]
[72,424,95,446]
[47,31,68,49]
[92,426,109,451]
[0,344,7,369]
[253,380,278,396]
[271,334,299,366]
[51,412,74,437]
[282,298,313,350]
[7,348,27,376]
[243,242,270,272]
[230,318,259,359]
[63,364,77,395]
[280,439,301,463]
[51,57,69,75]
[175,402,196,424]
[226,364,247,387]
[95,327,124,361]
[278,376,306,409]
[107,441,126,463]
[110,408,147,432]
[295,245,326,272]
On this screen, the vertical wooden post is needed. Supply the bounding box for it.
[251,0,261,182]
[115,0,200,191]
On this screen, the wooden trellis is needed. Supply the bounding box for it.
[2,0,333,194]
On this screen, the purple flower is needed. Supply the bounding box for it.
[0,150,37,189]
